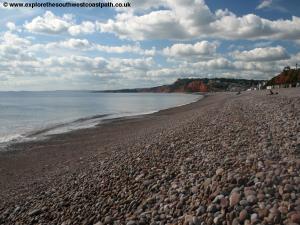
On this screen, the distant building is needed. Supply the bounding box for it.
[247,86,258,91]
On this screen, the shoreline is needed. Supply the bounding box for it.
[0,91,210,200]
[0,93,203,151]
[0,88,299,224]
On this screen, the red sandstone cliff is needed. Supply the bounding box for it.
[186,80,208,92]
[266,68,300,87]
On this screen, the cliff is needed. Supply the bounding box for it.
[266,68,300,87]
[100,78,263,93]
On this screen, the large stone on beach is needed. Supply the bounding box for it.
[229,192,240,207]
[28,209,42,216]
[126,221,136,225]
[94,222,104,225]
[291,212,300,223]
[251,213,258,223]
[207,204,217,213]
[215,168,224,176]
[257,208,269,219]
[213,214,223,224]
[232,218,239,225]
[239,209,248,221]
[104,216,113,224]
[184,215,201,225]
[220,197,229,208]
[246,195,257,204]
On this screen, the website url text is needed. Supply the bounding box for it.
[2,1,131,8]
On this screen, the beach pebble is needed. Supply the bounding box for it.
[184,215,201,225]
[215,168,224,176]
[246,195,257,204]
[230,192,241,207]
[250,213,258,223]
[28,209,41,216]
[196,206,206,216]
[239,209,248,221]
[2,89,300,225]
[94,222,104,225]
[290,212,300,223]
[104,216,113,224]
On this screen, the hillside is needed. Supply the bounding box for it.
[266,68,300,87]
[101,78,263,93]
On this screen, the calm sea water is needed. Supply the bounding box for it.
[0,91,201,146]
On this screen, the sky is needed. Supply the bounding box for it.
[0,0,300,91]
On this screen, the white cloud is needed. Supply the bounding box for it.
[212,14,300,40]
[97,11,188,40]
[1,31,30,45]
[68,21,95,36]
[22,2,300,41]
[24,11,73,34]
[146,58,235,79]
[163,41,218,58]
[232,46,290,62]
[44,55,107,71]
[203,58,233,70]
[0,32,293,90]
[256,0,287,12]
[0,32,39,81]
[107,57,154,72]
[39,56,155,82]
[2,1,300,90]
[97,0,300,41]
[146,57,283,82]
[61,38,90,49]
[96,43,139,54]
[96,44,156,56]
[24,11,96,36]
[256,0,272,10]
[281,52,300,68]
[6,22,16,31]
[0,31,158,90]
[233,61,282,73]
[99,0,214,40]
[30,38,156,56]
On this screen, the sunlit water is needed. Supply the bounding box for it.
[0,91,201,146]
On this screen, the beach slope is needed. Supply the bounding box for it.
[0,88,299,224]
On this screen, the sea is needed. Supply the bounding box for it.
[0,91,201,147]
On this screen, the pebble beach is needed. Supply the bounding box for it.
[0,88,299,225]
